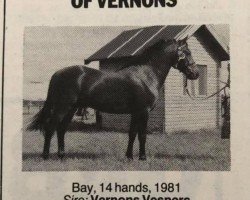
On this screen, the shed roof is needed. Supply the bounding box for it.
[85,25,229,64]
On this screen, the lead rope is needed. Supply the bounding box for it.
[184,77,229,100]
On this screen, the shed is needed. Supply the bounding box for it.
[85,25,229,133]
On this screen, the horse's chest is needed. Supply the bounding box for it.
[144,87,158,109]
[140,78,159,109]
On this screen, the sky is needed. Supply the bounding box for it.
[23,25,229,100]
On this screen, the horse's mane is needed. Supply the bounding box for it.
[114,56,146,72]
[115,39,175,72]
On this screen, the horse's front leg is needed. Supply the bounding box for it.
[126,114,138,160]
[137,110,149,161]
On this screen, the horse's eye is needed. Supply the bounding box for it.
[185,50,191,55]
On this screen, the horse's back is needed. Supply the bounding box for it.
[53,65,100,78]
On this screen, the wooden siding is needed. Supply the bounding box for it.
[164,32,221,132]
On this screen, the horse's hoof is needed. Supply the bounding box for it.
[42,154,49,160]
[58,152,65,159]
[126,156,133,161]
[126,153,133,160]
[126,157,133,162]
[139,155,147,161]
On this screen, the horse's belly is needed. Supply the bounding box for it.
[92,102,130,114]
[86,86,133,113]
[89,95,132,113]
[83,76,155,113]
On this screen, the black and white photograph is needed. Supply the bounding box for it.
[22,25,230,171]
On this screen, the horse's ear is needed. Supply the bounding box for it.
[178,36,188,46]
[171,39,177,47]
[183,35,188,42]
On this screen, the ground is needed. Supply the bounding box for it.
[22,112,230,171]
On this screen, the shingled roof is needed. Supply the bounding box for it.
[85,25,229,64]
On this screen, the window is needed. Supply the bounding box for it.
[183,65,207,96]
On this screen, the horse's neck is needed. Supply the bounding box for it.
[148,58,172,89]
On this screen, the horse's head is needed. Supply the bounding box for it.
[174,36,199,80]
[142,37,199,80]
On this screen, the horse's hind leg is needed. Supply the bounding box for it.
[43,115,59,159]
[57,108,76,159]
[43,104,76,159]
[126,114,138,160]
[43,131,54,160]
[137,110,149,161]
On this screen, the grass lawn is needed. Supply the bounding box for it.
[23,114,230,171]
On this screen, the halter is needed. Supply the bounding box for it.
[173,45,187,70]
[177,46,186,60]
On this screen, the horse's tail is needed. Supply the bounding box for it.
[27,77,55,132]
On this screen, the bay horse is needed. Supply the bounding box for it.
[28,36,199,160]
